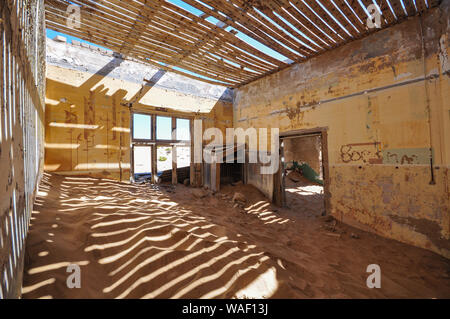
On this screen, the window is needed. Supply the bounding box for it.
[131,114,192,182]
[156,116,171,140]
[176,118,190,141]
[176,146,190,168]
[133,146,152,174]
[133,113,151,140]
[157,146,172,172]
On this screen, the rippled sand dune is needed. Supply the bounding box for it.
[22,173,450,299]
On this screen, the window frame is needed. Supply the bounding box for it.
[175,117,191,142]
[130,110,191,146]
[130,110,193,183]
[155,115,173,141]
[131,112,152,142]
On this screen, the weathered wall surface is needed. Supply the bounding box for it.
[247,158,274,201]
[284,136,322,177]
[45,68,131,181]
[0,0,46,298]
[45,38,233,181]
[234,4,450,258]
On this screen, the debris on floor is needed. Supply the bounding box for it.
[191,188,209,199]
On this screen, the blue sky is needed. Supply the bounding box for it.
[46,29,110,50]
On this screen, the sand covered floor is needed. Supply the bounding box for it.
[285,174,324,218]
[22,172,450,298]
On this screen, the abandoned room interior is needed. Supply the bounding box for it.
[0,0,449,300]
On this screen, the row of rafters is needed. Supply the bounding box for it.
[44,0,441,87]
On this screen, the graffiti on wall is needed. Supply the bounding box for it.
[340,142,382,164]
[382,148,431,165]
[340,143,431,165]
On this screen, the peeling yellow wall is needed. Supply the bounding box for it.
[234,5,450,258]
[45,64,232,182]
[45,66,131,181]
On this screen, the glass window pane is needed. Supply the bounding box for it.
[176,146,190,168]
[156,116,172,140]
[133,114,151,139]
[176,118,190,140]
[157,146,172,172]
[133,146,151,174]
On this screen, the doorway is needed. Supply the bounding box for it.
[277,128,330,217]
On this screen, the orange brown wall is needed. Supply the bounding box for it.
[234,4,450,258]
[45,70,131,181]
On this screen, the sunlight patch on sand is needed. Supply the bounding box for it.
[234,267,278,299]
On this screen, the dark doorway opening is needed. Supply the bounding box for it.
[203,144,245,192]
[220,160,243,185]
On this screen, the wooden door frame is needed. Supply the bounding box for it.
[274,127,331,216]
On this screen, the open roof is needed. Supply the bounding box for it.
[45,0,440,87]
